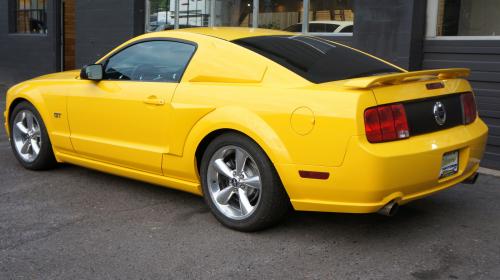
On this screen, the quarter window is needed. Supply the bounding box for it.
[9,0,48,34]
[103,40,196,82]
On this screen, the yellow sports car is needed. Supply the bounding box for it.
[4,28,488,231]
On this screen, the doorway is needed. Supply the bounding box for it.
[62,0,75,70]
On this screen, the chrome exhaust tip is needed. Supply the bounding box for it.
[377,200,399,217]
[462,173,479,185]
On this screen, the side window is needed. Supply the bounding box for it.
[324,24,338,33]
[284,24,302,32]
[339,25,353,33]
[309,23,339,33]
[103,40,196,82]
[308,23,322,32]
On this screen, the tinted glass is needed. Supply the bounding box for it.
[339,25,353,32]
[233,35,402,83]
[284,24,302,32]
[324,24,337,32]
[104,40,195,82]
[308,23,339,32]
[308,23,322,32]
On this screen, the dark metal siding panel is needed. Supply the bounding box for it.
[320,0,426,70]
[423,39,500,169]
[75,0,144,67]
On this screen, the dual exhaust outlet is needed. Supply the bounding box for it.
[377,200,400,217]
[377,172,479,217]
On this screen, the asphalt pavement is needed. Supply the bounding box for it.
[1,96,500,280]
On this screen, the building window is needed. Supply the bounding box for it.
[146,0,251,31]
[146,0,354,35]
[176,0,212,28]
[146,0,213,31]
[255,0,303,30]
[10,0,48,34]
[213,0,252,27]
[427,0,500,37]
[146,0,172,31]
[307,0,354,34]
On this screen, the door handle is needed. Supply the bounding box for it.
[143,96,165,105]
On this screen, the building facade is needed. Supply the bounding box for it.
[0,0,499,169]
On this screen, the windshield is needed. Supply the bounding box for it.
[232,35,403,84]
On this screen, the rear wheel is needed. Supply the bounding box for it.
[200,133,290,231]
[9,101,57,170]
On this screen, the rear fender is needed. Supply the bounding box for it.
[162,106,292,192]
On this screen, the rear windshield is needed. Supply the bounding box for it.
[232,35,403,83]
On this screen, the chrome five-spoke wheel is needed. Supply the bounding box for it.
[207,145,262,220]
[12,110,42,163]
[9,102,56,170]
[201,133,290,231]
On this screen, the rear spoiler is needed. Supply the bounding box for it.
[341,68,470,89]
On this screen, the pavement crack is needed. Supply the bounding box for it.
[0,217,86,251]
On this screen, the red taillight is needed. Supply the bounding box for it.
[364,107,382,142]
[391,104,410,138]
[378,106,397,139]
[461,92,477,124]
[364,104,409,143]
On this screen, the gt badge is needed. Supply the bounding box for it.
[54,112,62,118]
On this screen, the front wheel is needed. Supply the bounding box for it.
[9,101,57,170]
[200,133,290,231]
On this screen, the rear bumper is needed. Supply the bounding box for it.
[278,119,489,213]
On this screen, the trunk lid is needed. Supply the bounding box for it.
[340,68,469,89]
[341,68,473,137]
[340,68,470,103]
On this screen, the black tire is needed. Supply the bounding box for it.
[200,132,291,231]
[9,101,57,170]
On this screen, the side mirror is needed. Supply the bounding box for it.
[80,64,103,81]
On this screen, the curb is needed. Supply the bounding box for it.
[478,167,500,178]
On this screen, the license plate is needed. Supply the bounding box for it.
[440,151,459,178]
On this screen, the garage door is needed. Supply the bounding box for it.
[423,40,500,170]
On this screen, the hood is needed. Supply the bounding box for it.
[31,70,81,81]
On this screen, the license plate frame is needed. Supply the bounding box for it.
[440,150,459,179]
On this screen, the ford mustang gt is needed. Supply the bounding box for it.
[4,28,488,231]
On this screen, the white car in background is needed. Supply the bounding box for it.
[284,20,353,33]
